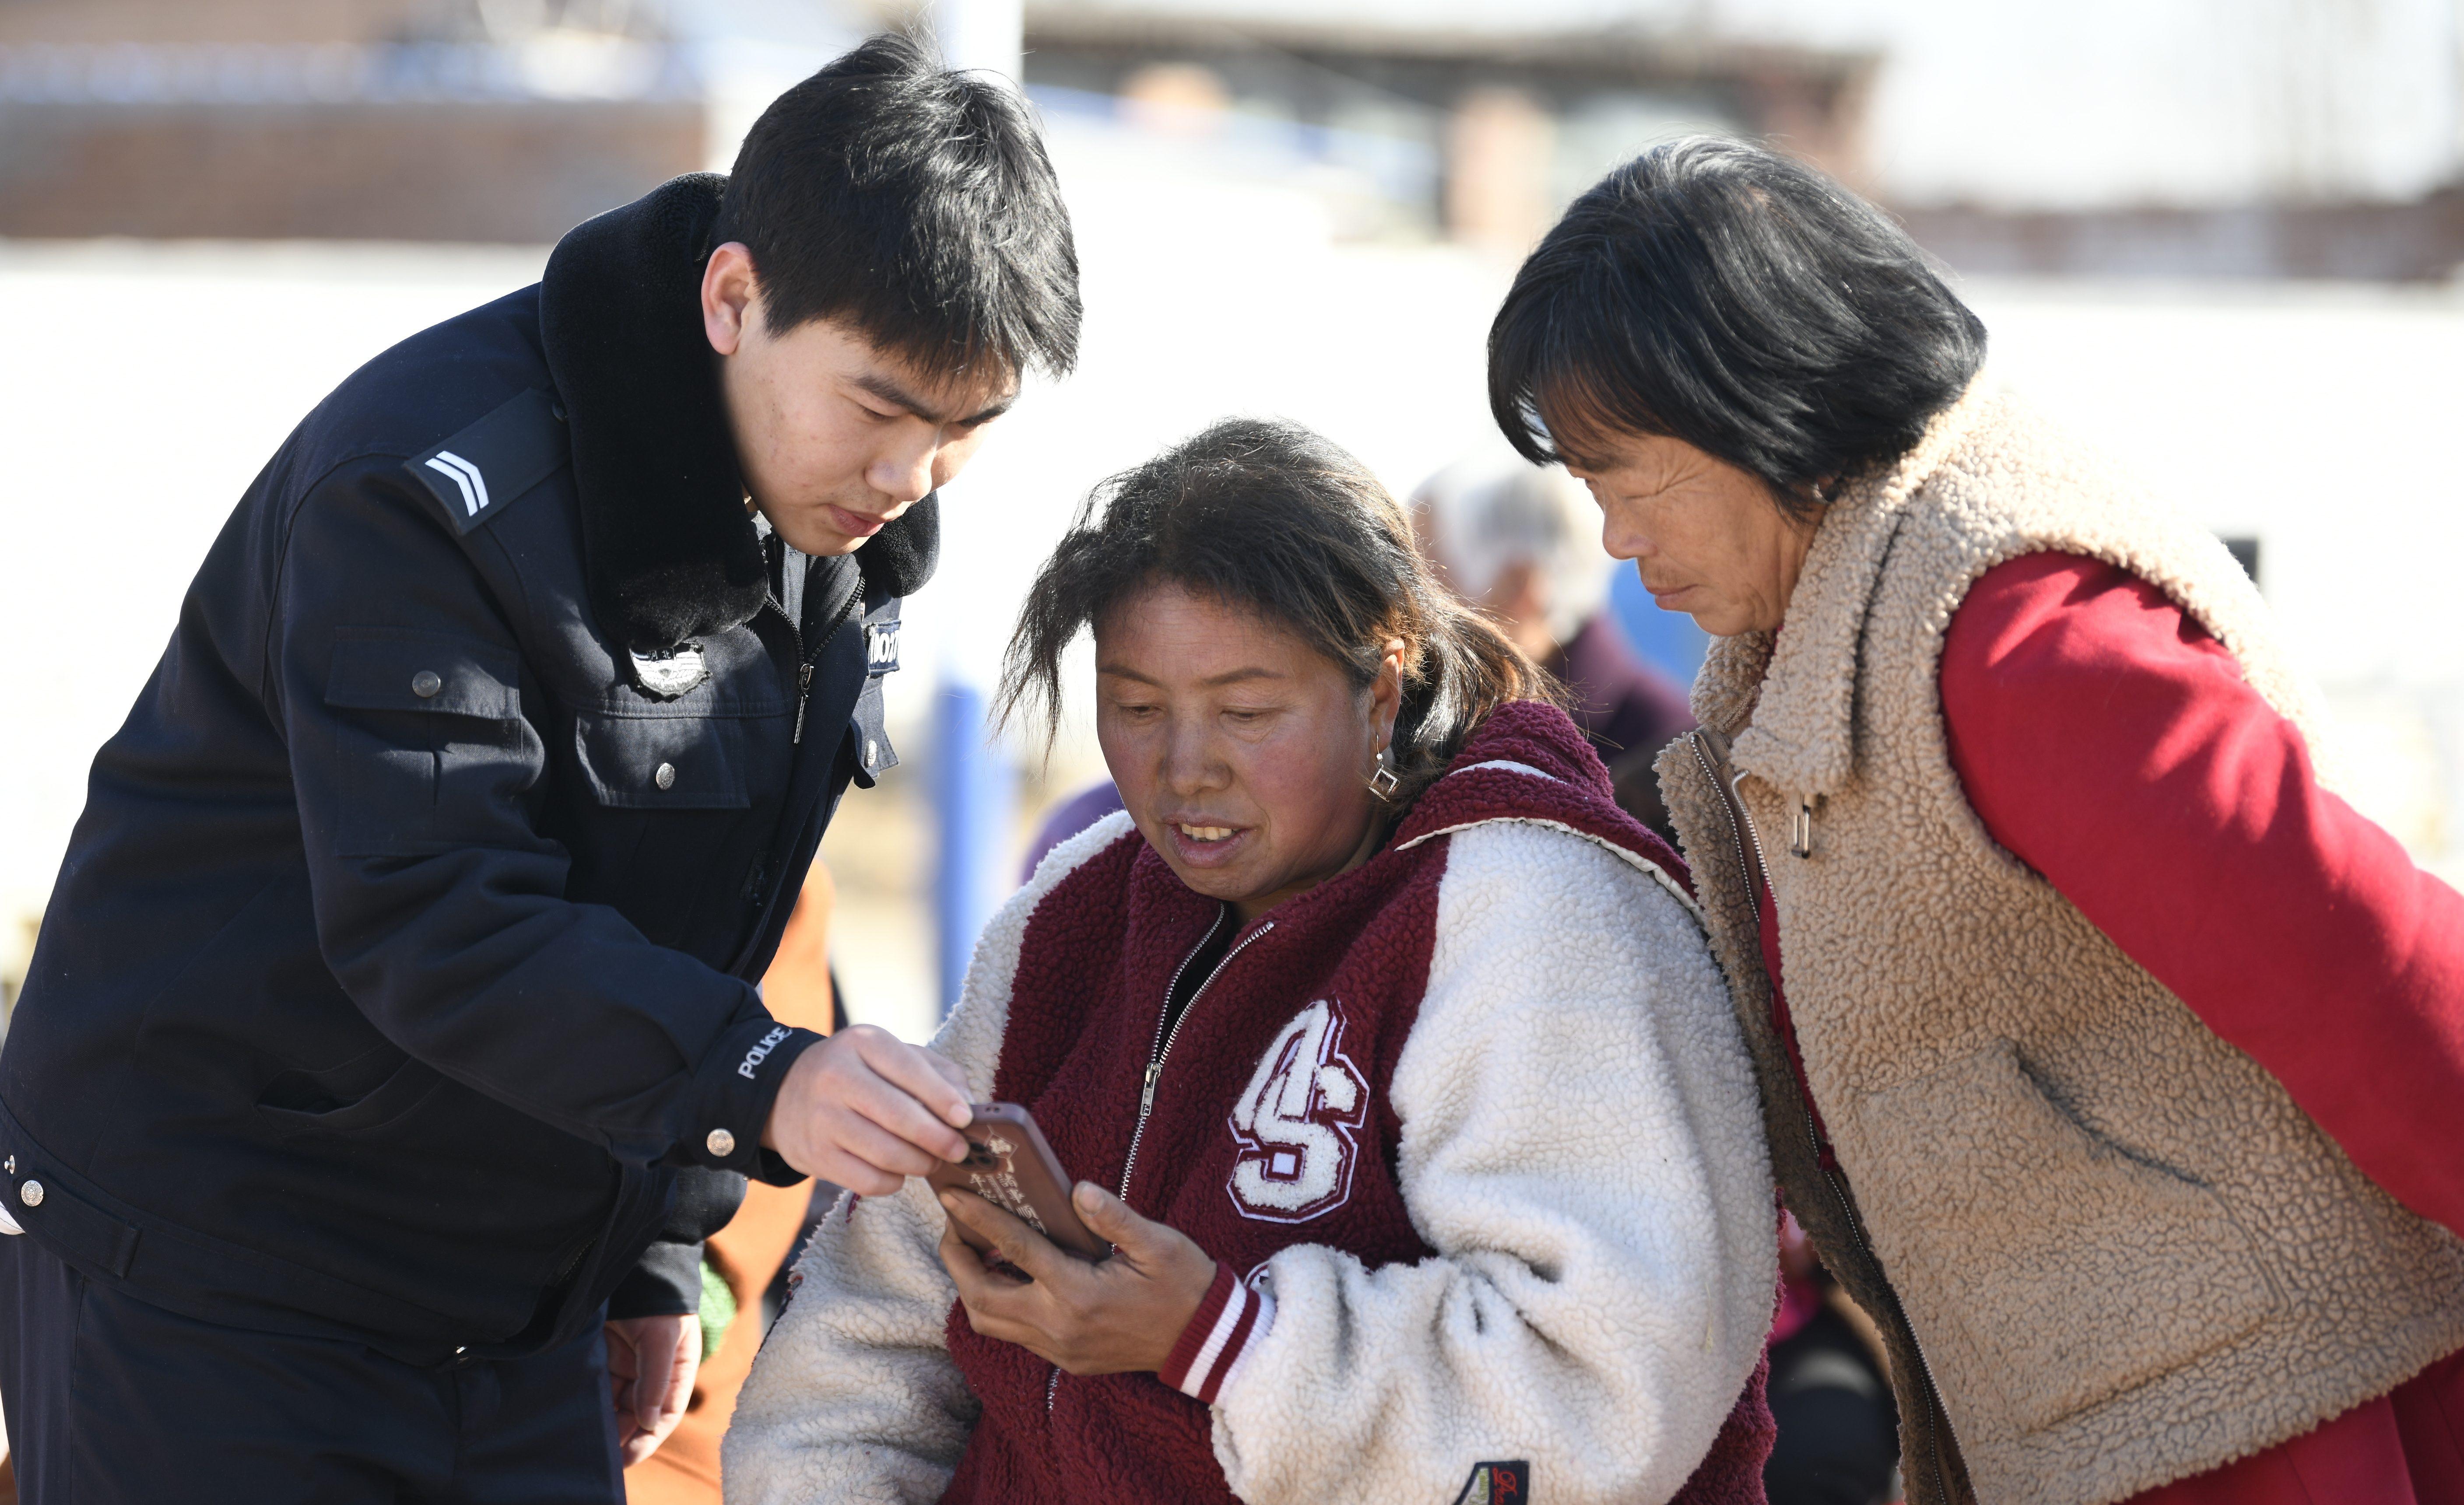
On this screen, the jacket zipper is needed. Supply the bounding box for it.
[1046,907,1273,1416]
[733,568,864,945]
[1688,730,1956,1505]
[768,562,863,748]
[1120,912,1274,1204]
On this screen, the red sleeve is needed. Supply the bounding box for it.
[1941,551,2464,1237]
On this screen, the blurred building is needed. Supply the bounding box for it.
[1018,0,2464,281]
[9,0,2464,279]
[0,0,1877,253]
[1020,7,1873,248]
[1897,189,2464,282]
[0,0,703,241]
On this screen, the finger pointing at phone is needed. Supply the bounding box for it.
[762,1024,973,1195]
[937,1181,1218,1376]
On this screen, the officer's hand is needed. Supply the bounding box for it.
[937,1181,1218,1376]
[761,1024,972,1195]
[604,1313,699,1466]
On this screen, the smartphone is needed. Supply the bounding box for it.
[925,1102,1110,1260]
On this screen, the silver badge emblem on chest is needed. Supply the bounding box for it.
[628,641,709,700]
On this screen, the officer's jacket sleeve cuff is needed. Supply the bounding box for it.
[608,1240,702,1319]
[684,1017,823,1180]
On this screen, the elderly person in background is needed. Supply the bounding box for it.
[1413,456,1695,842]
[1488,137,2464,1505]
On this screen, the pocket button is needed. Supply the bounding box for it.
[20,1179,44,1207]
[706,1128,736,1157]
[411,670,442,698]
[654,761,677,790]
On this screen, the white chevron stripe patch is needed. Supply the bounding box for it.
[424,450,490,517]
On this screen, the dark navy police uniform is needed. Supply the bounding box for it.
[0,175,925,1501]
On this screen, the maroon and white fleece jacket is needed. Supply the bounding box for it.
[727,703,1777,1505]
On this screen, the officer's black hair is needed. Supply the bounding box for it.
[1000,418,1554,809]
[713,32,1080,386]
[1487,137,1985,519]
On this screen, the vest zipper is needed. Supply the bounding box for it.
[1046,909,1274,1418]
[1688,730,1958,1505]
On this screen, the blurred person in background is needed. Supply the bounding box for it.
[1020,776,1130,880]
[1490,136,2464,1505]
[0,35,1078,1505]
[727,418,1778,1505]
[1412,454,1695,841]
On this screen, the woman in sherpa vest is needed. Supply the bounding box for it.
[1487,137,2464,1505]
[723,419,1780,1505]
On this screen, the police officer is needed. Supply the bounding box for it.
[0,35,1078,1503]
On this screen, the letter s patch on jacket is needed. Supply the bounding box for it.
[1226,999,1369,1222]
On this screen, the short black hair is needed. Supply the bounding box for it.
[1488,137,1985,517]
[1000,418,1552,807]
[713,32,1080,385]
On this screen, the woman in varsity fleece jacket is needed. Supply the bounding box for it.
[726,420,1778,1505]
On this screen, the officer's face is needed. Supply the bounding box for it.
[1096,582,1404,926]
[703,243,1018,558]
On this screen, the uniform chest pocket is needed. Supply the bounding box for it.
[572,709,752,809]
[323,629,534,857]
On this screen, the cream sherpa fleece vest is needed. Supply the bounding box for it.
[1657,384,2464,1505]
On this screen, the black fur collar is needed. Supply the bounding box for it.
[538,174,939,649]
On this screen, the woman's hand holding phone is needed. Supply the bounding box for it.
[938,1181,1219,1376]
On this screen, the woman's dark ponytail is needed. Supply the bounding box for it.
[1384,567,1544,803]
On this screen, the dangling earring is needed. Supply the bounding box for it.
[1367,747,1400,801]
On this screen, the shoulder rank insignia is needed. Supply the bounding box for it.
[404,386,567,536]
[1452,1461,1530,1505]
[628,641,709,700]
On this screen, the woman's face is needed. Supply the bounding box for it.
[1559,427,1822,637]
[1095,582,1402,924]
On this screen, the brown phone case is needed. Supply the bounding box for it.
[925,1102,1110,1260]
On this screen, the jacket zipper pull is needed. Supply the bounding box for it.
[1139,1060,1160,1116]
[792,663,814,745]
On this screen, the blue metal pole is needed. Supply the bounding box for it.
[932,677,1012,1020]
